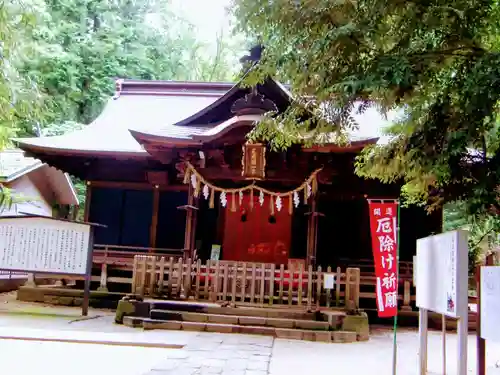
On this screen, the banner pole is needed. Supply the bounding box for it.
[392,200,400,375]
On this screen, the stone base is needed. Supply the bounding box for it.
[115,299,151,324]
[17,286,125,309]
[115,300,371,343]
[341,312,370,341]
[332,331,357,343]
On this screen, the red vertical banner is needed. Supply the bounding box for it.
[368,201,399,318]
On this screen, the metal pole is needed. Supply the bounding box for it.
[82,226,95,316]
[476,256,493,375]
[442,314,447,375]
[477,263,485,375]
[419,308,428,375]
[457,314,468,375]
[392,200,401,375]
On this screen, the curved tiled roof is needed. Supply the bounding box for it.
[15,79,392,156]
[16,80,233,155]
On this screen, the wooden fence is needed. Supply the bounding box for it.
[92,244,184,291]
[131,256,361,309]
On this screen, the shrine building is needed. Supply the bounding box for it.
[14,74,441,273]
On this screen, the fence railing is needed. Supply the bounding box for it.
[0,271,28,278]
[92,244,184,291]
[338,257,414,279]
[131,256,361,310]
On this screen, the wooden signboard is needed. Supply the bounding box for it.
[0,215,101,316]
[242,143,266,180]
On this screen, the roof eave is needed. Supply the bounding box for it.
[14,139,150,158]
[0,161,44,183]
[130,114,262,148]
[129,129,203,147]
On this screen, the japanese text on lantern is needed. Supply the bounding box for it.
[369,202,398,317]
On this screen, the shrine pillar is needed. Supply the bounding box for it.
[182,183,198,260]
[306,196,319,267]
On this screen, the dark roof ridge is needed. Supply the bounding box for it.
[114,79,235,97]
[113,78,292,99]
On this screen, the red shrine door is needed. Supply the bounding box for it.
[222,194,291,264]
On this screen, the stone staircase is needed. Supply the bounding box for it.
[119,300,369,343]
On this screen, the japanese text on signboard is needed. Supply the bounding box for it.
[368,201,399,318]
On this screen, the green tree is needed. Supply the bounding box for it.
[0,0,48,145]
[231,0,500,219]
[19,0,230,129]
[0,0,49,211]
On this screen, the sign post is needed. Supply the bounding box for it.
[324,272,335,308]
[478,263,500,375]
[82,226,95,316]
[0,215,102,316]
[416,230,469,375]
[367,199,400,375]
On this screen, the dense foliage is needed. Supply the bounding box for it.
[232,0,500,216]
[0,0,47,147]
[0,0,241,212]
[231,0,500,263]
[444,202,500,267]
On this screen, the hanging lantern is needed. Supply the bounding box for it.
[242,142,266,180]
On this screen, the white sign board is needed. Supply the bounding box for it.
[480,266,500,342]
[324,273,335,289]
[0,216,91,275]
[416,230,468,318]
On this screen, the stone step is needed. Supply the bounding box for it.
[149,309,334,330]
[149,301,323,321]
[123,316,360,343]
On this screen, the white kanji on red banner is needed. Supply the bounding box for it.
[369,201,399,318]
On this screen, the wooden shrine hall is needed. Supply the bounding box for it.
[15,74,441,277]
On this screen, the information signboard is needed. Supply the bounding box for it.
[480,266,500,343]
[0,215,99,316]
[416,230,469,375]
[416,230,468,318]
[0,216,91,275]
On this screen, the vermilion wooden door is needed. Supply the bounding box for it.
[222,194,291,264]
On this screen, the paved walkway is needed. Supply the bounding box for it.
[0,295,500,375]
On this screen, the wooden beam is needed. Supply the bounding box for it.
[183,184,195,260]
[149,187,160,250]
[89,180,187,191]
[306,195,319,267]
[83,182,92,222]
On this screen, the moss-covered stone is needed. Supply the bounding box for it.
[58,296,75,305]
[341,312,369,341]
[43,295,62,305]
[115,300,136,324]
